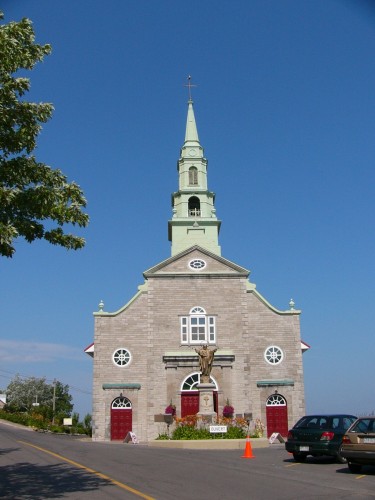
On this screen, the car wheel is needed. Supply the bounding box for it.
[293,452,307,462]
[335,451,347,464]
[348,462,362,474]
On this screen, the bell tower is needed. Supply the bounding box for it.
[168,81,221,256]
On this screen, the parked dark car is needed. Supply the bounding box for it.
[285,414,357,463]
[340,417,375,473]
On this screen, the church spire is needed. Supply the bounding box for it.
[184,99,200,144]
[168,84,221,256]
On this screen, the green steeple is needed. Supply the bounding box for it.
[168,98,221,256]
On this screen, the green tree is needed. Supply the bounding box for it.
[72,411,79,426]
[0,11,89,257]
[83,413,92,430]
[5,375,73,418]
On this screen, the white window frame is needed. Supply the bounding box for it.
[180,307,216,345]
[112,348,132,367]
[112,397,132,409]
[266,394,286,406]
[264,345,284,365]
[180,372,218,391]
[189,258,206,270]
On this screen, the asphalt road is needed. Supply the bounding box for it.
[0,421,374,499]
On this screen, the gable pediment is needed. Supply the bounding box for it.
[143,245,250,278]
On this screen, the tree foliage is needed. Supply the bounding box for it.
[5,374,73,418]
[0,11,89,257]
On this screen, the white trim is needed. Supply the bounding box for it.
[112,348,132,367]
[264,345,284,365]
[266,394,287,406]
[180,372,218,391]
[188,258,206,270]
[180,307,216,345]
[301,341,310,352]
[189,306,206,314]
[112,397,132,409]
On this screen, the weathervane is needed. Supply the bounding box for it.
[185,75,197,101]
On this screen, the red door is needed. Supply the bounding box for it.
[266,405,288,438]
[111,408,132,440]
[181,392,218,417]
[181,392,199,417]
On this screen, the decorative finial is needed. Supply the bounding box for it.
[99,300,104,312]
[185,75,197,101]
[289,298,295,310]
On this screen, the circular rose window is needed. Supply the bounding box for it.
[264,346,284,365]
[112,348,132,367]
[189,259,206,270]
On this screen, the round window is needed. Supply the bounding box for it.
[189,259,206,270]
[112,348,132,367]
[264,346,284,365]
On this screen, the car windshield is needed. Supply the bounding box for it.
[350,418,375,434]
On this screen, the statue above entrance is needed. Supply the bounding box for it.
[195,345,217,382]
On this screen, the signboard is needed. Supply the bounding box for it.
[124,431,139,444]
[63,418,73,426]
[154,414,165,423]
[209,425,227,433]
[269,432,285,444]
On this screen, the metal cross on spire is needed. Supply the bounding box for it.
[185,75,197,101]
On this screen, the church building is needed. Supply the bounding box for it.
[85,95,309,442]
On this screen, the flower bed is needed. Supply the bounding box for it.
[157,415,265,440]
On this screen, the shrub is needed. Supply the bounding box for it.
[224,426,246,439]
[170,414,247,440]
[172,426,211,440]
[156,433,170,440]
[50,425,64,433]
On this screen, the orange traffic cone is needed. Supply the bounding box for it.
[242,435,255,459]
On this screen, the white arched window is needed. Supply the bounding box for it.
[181,372,218,391]
[112,397,132,409]
[180,306,216,345]
[266,394,286,406]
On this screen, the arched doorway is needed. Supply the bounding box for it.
[111,397,132,440]
[266,393,288,438]
[180,372,218,417]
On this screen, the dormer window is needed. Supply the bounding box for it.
[189,167,198,185]
[188,196,201,217]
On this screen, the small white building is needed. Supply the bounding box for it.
[0,394,7,408]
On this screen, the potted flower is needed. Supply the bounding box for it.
[164,401,176,427]
[223,399,234,419]
[164,402,176,416]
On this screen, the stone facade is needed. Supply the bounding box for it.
[91,246,306,442]
[88,96,308,442]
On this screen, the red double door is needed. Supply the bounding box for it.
[181,392,218,417]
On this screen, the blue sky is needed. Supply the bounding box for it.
[1,0,374,419]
